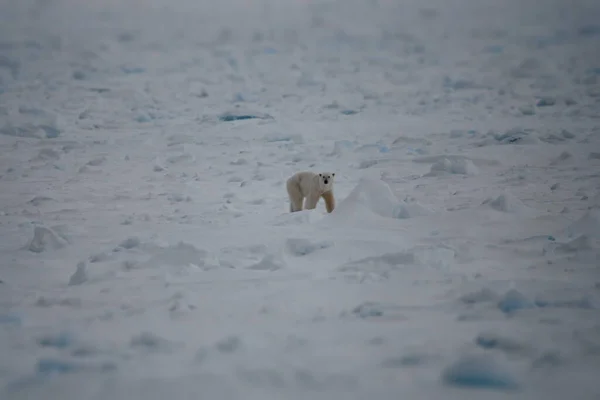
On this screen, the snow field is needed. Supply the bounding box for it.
[1,0,600,399]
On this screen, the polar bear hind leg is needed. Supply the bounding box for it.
[286,179,304,212]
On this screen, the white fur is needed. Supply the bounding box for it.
[286,171,335,212]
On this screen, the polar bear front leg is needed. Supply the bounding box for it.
[304,192,321,210]
[321,191,335,213]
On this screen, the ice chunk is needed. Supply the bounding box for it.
[442,354,519,390]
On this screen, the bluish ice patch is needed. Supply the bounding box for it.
[443,355,519,390]
[227,57,238,70]
[340,109,358,115]
[405,147,427,155]
[264,47,278,54]
[41,125,60,138]
[498,289,535,314]
[532,31,570,48]
[219,114,260,122]
[0,314,21,326]
[483,45,504,54]
[534,296,595,310]
[493,129,534,144]
[233,93,245,102]
[536,98,556,107]
[135,114,152,123]
[35,358,116,376]
[443,76,476,90]
[578,25,600,37]
[355,143,389,154]
[589,67,600,75]
[377,141,390,153]
[121,66,145,74]
[266,136,292,142]
[38,332,75,349]
[335,140,354,149]
[36,359,78,375]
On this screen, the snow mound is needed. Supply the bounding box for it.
[1,107,61,139]
[544,234,595,255]
[130,332,175,352]
[442,354,519,390]
[561,209,600,239]
[27,226,68,253]
[352,302,385,318]
[459,288,499,304]
[329,140,356,156]
[263,132,304,144]
[141,242,209,269]
[475,332,529,354]
[168,291,197,315]
[333,178,432,220]
[118,236,141,250]
[339,245,456,279]
[272,210,323,225]
[215,336,242,353]
[247,254,285,271]
[285,238,333,256]
[38,332,75,349]
[482,191,534,215]
[68,262,88,286]
[425,157,479,176]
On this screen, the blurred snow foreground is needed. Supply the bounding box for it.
[1,0,600,399]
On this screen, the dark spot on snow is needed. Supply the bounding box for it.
[35,358,116,376]
[218,114,260,122]
[352,302,384,318]
[121,66,145,74]
[215,336,242,353]
[130,332,173,351]
[536,97,556,107]
[119,237,140,249]
[340,109,358,115]
[0,314,21,326]
[38,332,74,349]
[483,45,504,54]
[72,70,85,80]
[36,359,77,375]
[578,25,600,37]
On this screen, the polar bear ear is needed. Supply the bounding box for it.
[319,173,322,177]
[332,173,335,177]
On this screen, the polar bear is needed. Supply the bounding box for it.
[286,171,335,213]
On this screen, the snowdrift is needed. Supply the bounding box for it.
[331,178,432,221]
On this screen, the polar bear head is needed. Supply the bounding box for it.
[317,172,335,192]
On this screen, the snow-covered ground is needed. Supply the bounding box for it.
[1,0,600,398]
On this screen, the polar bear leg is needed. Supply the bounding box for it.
[304,192,320,210]
[321,191,335,213]
[286,179,304,212]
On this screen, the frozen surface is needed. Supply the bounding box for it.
[1,0,600,399]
